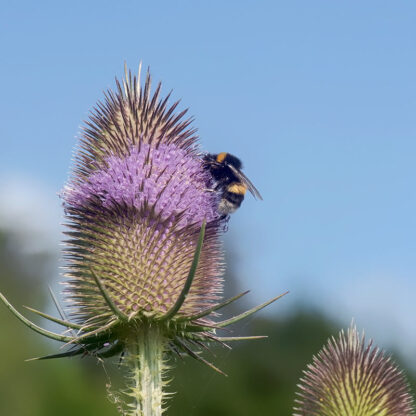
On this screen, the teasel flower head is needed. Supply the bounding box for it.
[294,324,415,416]
[1,64,285,415]
[61,68,224,325]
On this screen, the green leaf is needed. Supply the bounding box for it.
[62,319,118,347]
[23,305,83,330]
[174,337,227,376]
[0,292,72,343]
[90,268,128,321]
[179,290,250,322]
[26,348,86,361]
[217,335,267,342]
[216,292,288,328]
[161,221,206,321]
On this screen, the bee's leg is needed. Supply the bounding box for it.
[220,215,230,232]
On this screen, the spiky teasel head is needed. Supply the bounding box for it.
[294,324,415,416]
[59,65,229,343]
[0,64,285,415]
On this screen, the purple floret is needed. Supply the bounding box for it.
[64,143,221,227]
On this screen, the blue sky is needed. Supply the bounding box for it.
[1,1,415,364]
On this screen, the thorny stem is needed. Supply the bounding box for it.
[125,327,168,416]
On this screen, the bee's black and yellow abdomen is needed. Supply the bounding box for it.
[227,183,247,195]
[218,193,244,215]
[225,191,244,207]
[217,182,247,215]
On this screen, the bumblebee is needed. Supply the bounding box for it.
[203,152,262,216]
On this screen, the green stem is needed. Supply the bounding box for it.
[126,328,167,416]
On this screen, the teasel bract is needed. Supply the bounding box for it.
[1,64,285,415]
[294,324,415,416]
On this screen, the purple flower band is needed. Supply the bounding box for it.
[64,143,222,228]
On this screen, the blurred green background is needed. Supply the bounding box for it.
[1,228,414,415]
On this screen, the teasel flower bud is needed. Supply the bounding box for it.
[1,64,285,416]
[294,324,415,416]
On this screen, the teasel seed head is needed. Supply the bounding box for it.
[62,66,225,327]
[294,324,415,416]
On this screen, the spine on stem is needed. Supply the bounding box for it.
[125,327,168,416]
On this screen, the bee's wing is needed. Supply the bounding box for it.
[227,164,263,200]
